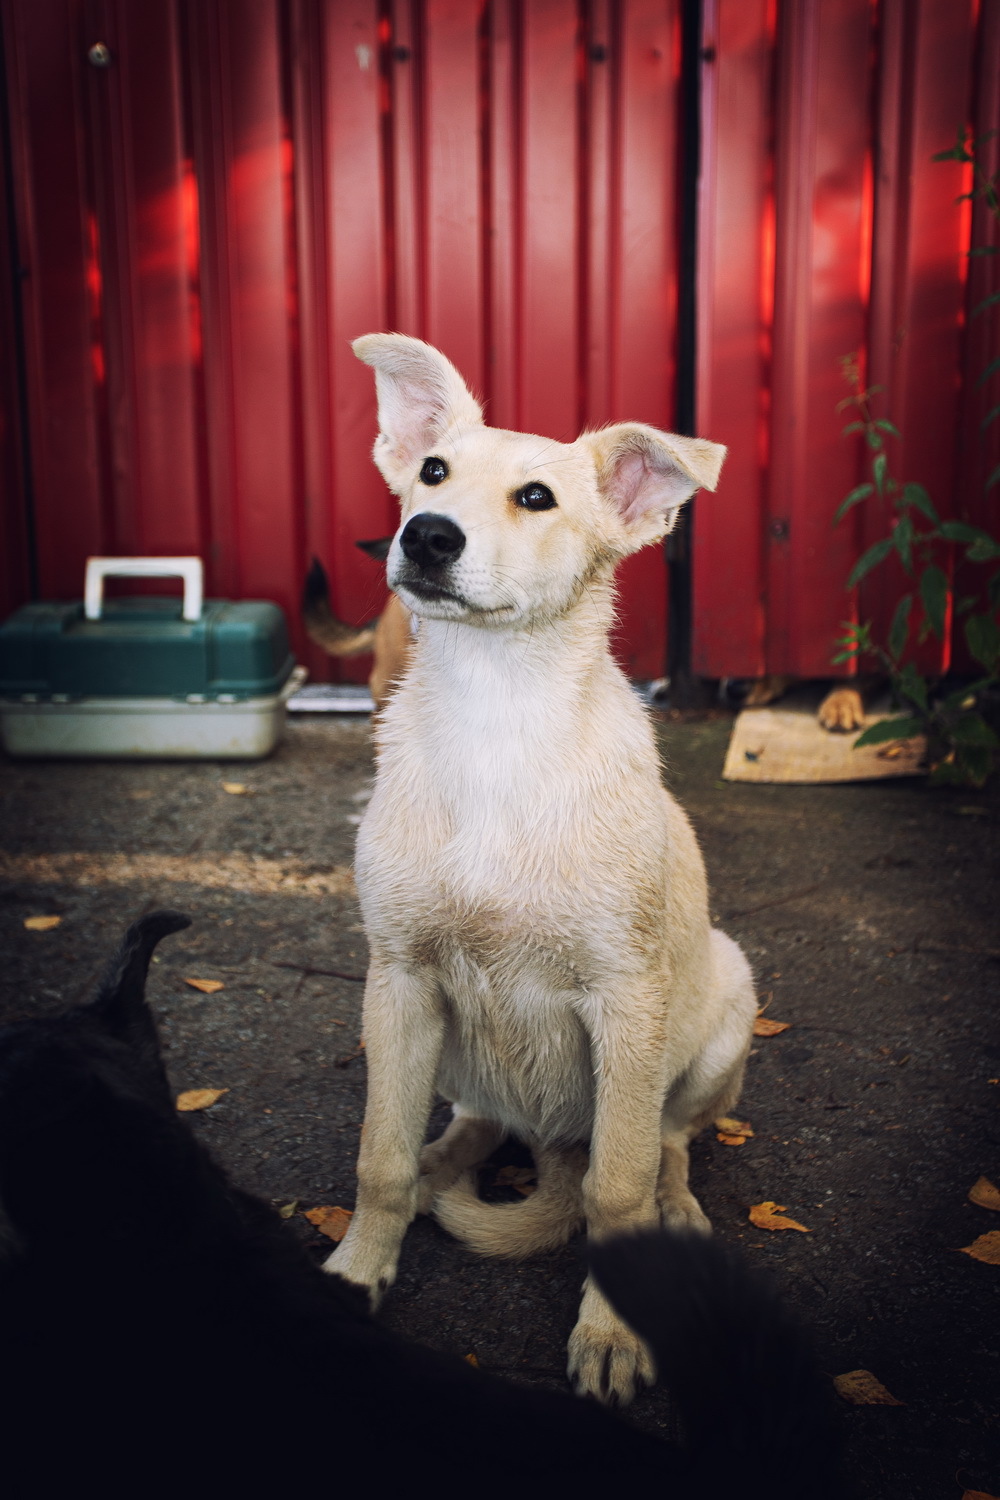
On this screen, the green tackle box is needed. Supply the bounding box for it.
[0,557,303,759]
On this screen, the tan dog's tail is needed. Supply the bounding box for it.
[301,556,378,657]
[432,1144,587,1258]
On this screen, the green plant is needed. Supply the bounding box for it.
[832,130,1000,787]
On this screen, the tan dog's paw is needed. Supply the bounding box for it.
[322,1224,398,1309]
[657,1189,711,1235]
[818,686,865,732]
[567,1312,656,1406]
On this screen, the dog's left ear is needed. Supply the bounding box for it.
[586,423,727,552]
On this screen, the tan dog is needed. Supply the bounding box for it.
[326,334,758,1406]
[302,554,413,710]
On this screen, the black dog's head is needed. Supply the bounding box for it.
[0,910,191,1262]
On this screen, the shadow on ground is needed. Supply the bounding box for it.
[2,712,997,1498]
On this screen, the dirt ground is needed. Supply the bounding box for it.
[2,708,998,1498]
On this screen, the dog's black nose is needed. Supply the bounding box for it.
[399,512,466,570]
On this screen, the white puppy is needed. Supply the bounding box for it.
[327,334,757,1405]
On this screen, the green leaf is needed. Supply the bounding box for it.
[853,715,925,748]
[949,712,998,748]
[988,462,1000,492]
[866,429,884,452]
[847,537,894,590]
[982,403,1000,432]
[833,483,874,525]
[977,355,1000,389]
[972,289,1000,319]
[968,245,1000,256]
[874,419,901,439]
[967,536,1000,562]
[888,594,913,660]
[965,611,1000,672]
[892,514,915,573]
[841,420,865,435]
[953,744,995,786]
[873,451,888,493]
[901,483,939,524]
[939,520,991,545]
[920,565,949,641]
[897,660,928,712]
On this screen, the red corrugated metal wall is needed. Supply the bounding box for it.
[1,1,997,682]
[694,0,999,680]
[0,0,683,680]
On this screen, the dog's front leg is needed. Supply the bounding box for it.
[324,958,444,1305]
[567,1001,664,1406]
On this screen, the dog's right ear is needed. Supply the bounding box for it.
[353,334,484,492]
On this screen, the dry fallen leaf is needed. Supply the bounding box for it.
[24,915,62,931]
[968,1177,1000,1212]
[184,978,225,994]
[958,1231,1000,1265]
[962,1490,1000,1499]
[754,1015,791,1036]
[749,1201,810,1233]
[176,1088,229,1112]
[303,1205,353,1241]
[715,1116,754,1145]
[833,1369,904,1406]
[464,1352,479,1368]
[277,1200,299,1220]
[222,782,252,795]
[494,1165,538,1196]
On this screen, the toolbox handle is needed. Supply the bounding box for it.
[84,557,204,622]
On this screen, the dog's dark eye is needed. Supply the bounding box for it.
[419,457,449,486]
[514,483,557,512]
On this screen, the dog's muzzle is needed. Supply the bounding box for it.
[399,512,466,572]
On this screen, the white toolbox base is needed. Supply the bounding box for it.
[1,668,306,760]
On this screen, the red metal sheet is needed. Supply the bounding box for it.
[765,0,873,677]
[4,0,106,600]
[5,0,991,688]
[694,0,774,680]
[864,0,976,672]
[695,0,989,683]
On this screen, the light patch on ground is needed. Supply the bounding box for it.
[0,851,355,898]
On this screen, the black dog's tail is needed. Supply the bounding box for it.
[302,557,379,657]
[92,911,191,1066]
[590,1230,843,1499]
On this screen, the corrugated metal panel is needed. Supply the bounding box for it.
[694,0,996,682]
[1,0,684,680]
[3,0,994,685]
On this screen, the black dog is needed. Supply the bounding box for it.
[0,914,842,1496]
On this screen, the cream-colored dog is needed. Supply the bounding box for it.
[326,334,758,1406]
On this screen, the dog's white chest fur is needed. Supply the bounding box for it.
[355,621,701,1142]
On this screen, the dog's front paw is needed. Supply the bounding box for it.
[322,1222,398,1310]
[567,1280,656,1406]
[567,1314,655,1406]
[818,686,865,732]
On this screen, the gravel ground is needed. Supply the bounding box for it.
[2,709,998,1498]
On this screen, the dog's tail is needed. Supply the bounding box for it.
[590,1230,843,1498]
[432,1145,586,1258]
[301,557,378,657]
[91,911,192,1077]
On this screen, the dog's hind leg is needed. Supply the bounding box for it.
[416,1107,504,1213]
[657,931,756,1233]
